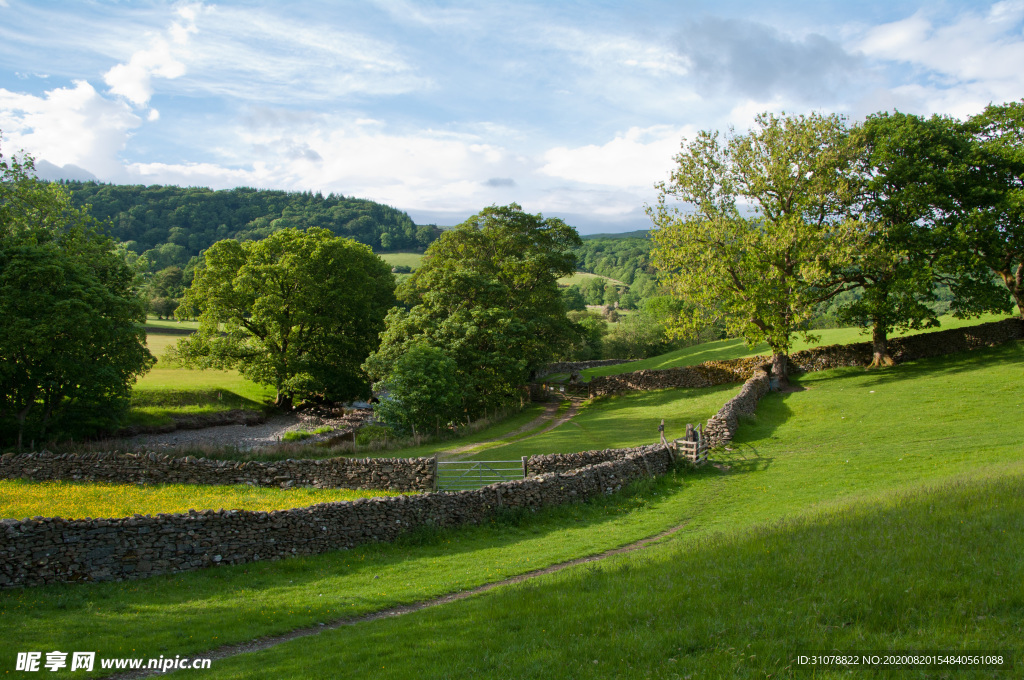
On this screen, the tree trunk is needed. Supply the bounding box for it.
[15,399,35,453]
[770,353,788,390]
[868,322,895,369]
[274,390,293,410]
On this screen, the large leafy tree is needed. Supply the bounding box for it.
[650,112,863,383]
[0,147,154,449]
[963,100,1024,318]
[173,227,395,408]
[836,112,1010,367]
[363,204,581,419]
[371,343,462,436]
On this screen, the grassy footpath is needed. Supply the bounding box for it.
[197,473,1024,680]
[2,341,1021,678]
[0,480,406,520]
[584,311,1016,378]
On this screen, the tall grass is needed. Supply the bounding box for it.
[0,480,408,521]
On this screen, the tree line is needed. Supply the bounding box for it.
[4,100,1021,446]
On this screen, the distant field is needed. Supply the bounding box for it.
[143,315,199,331]
[557,271,626,287]
[379,252,424,270]
[585,311,1018,378]
[0,479,407,520]
[128,333,274,427]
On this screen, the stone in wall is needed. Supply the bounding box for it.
[703,367,771,447]
[0,451,435,492]
[526,444,666,475]
[534,359,634,380]
[0,447,674,589]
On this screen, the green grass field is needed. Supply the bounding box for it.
[584,311,1018,378]
[557,271,626,287]
[142,316,199,331]
[125,332,275,428]
[4,340,1021,678]
[461,384,736,461]
[378,252,424,270]
[0,480,407,521]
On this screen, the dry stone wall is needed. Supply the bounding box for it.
[525,444,664,475]
[586,357,767,396]
[0,447,673,589]
[586,319,1023,397]
[534,359,633,379]
[788,318,1024,372]
[0,451,435,492]
[703,367,772,447]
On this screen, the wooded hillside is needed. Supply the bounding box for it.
[60,182,438,271]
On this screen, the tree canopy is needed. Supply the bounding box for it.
[173,227,395,408]
[363,204,582,421]
[650,111,863,381]
[835,111,1010,366]
[963,100,1024,319]
[0,147,153,449]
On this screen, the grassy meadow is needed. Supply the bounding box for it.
[378,252,424,270]
[584,311,1018,378]
[142,315,200,331]
[461,383,737,462]
[126,330,275,428]
[0,480,407,521]
[3,338,1021,678]
[557,270,626,287]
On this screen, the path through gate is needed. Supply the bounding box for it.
[435,459,526,491]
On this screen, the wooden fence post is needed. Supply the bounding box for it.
[659,418,674,460]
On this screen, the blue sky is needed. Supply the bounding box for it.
[1,1,1022,233]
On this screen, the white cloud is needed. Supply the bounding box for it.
[540,125,690,189]
[0,80,140,177]
[169,5,430,103]
[853,2,1024,112]
[102,5,198,106]
[103,37,187,106]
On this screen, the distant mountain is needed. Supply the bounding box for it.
[34,160,99,182]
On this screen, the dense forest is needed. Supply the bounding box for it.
[570,236,659,305]
[60,182,439,271]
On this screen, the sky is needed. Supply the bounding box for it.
[1,1,1023,233]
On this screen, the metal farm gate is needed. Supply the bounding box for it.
[434,459,526,491]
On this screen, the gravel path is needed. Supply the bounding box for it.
[124,410,372,451]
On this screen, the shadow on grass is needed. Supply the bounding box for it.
[797,341,1024,390]
[270,473,1024,680]
[130,388,269,411]
[0,463,711,660]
